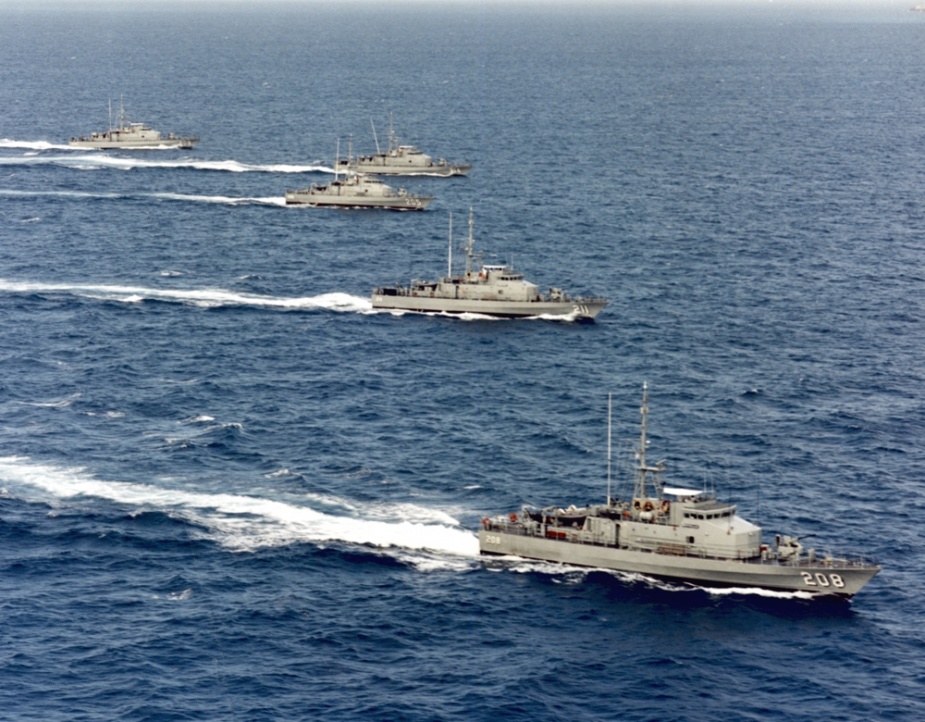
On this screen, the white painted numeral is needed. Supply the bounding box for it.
[801,571,846,589]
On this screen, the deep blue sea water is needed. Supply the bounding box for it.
[2,1,925,720]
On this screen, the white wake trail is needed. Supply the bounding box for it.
[0,279,373,313]
[0,150,333,174]
[0,456,480,559]
[0,188,286,206]
[0,139,73,151]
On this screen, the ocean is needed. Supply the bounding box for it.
[2,1,924,720]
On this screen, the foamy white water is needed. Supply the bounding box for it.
[0,279,373,313]
[0,456,480,558]
[0,150,332,174]
[0,138,73,151]
[0,188,287,206]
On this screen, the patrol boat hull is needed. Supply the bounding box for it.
[337,156,470,177]
[478,524,879,598]
[372,293,607,320]
[68,136,197,150]
[285,173,432,210]
[478,386,880,600]
[285,193,432,210]
[336,115,470,177]
[68,98,198,150]
[371,210,608,320]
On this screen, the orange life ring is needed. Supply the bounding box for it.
[482,517,490,529]
[643,501,654,512]
[633,500,641,510]
[509,512,518,523]
[661,500,670,513]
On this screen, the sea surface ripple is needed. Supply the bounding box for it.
[2,3,924,721]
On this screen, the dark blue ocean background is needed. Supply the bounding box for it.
[2,1,925,719]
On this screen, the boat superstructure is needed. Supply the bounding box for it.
[478,385,880,598]
[68,98,199,149]
[372,211,608,320]
[335,116,470,177]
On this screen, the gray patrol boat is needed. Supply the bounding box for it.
[372,211,608,320]
[335,116,470,177]
[285,172,432,210]
[69,98,199,149]
[479,385,880,598]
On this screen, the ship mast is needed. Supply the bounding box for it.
[465,208,475,276]
[448,213,453,278]
[638,381,649,477]
[634,381,662,502]
[606,392,613,505]
[371,118,381,155]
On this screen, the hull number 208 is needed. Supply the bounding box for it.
[801,571,846,588]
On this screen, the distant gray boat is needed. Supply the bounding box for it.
[68,98,199,149]
[479,385,881,599]
[335,116,470,177]
[285,173,433,210]
[372,210,608,320]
